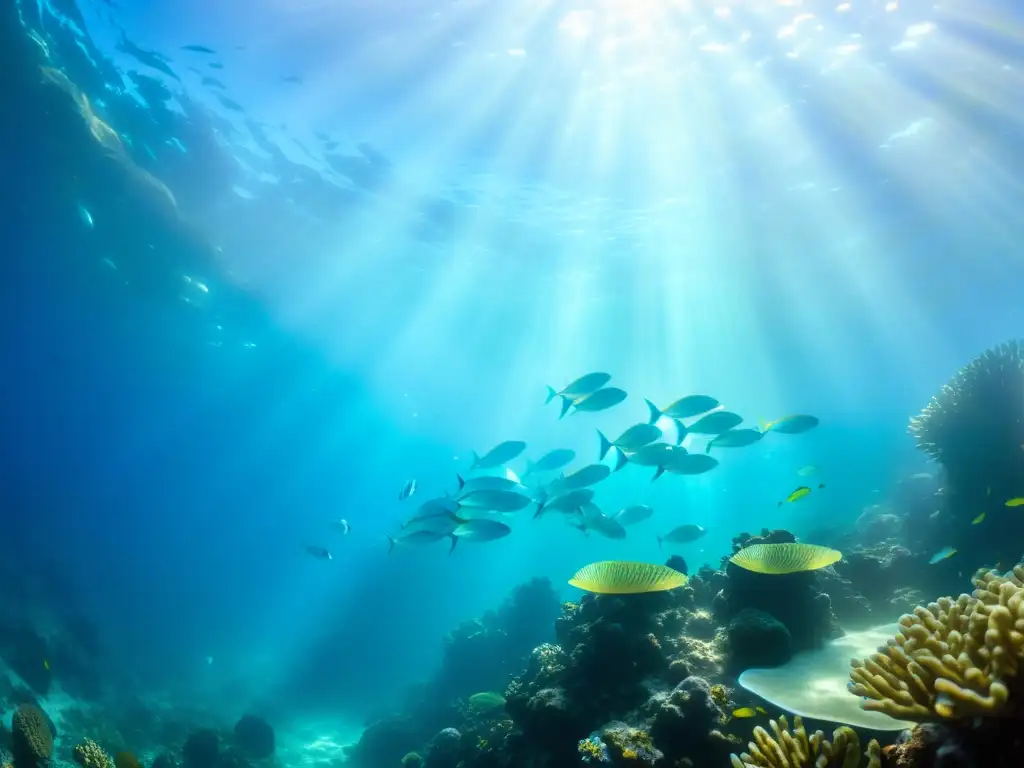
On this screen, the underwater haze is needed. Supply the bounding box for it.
[1,0,1023,766]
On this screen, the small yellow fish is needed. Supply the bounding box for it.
[1005,498,1024,508]
[778,483,824,507]
[732,707,758,718]
[972,512,986,525]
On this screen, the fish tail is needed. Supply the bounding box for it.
[612,447,629,473]
[448,534,458,555]
[674,419,687,444]
[457,474,466,491]
[558,397,572,419]
[597,430,613,461]
[652,466,666,482]
[386,534,396,554]
[644,398,661,425]
[759,419,771,432]
[545,385,558,404]
[470,450,479,468]
[533,501,546,519]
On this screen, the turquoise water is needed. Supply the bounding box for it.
[2,0,1023,758]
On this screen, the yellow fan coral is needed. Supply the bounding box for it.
[849,566,1024,719]
[729,715,881,768]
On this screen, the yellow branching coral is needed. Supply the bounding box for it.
[729,715,881,768]
[849,566,1024,719]
[73,740,114,768]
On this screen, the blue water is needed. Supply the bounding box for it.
[2,0,1023,745]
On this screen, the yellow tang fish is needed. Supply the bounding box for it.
[972,512,986,525]
[732,707,768,718]
[1005,498,1024,508]
[778,483,824,507]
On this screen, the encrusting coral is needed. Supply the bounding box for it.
[729,715,881,768]
[848,565,1024,719]
[11,704,53,768]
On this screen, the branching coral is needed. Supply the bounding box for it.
[73,739,114,768]
[849,566,1024,719]
[729,715,880,768]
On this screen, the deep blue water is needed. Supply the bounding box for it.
[2,0,1023,735]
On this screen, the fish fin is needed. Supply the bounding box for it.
[558,397,572,419]
[448,534,458,555]
[445,511,469,525]
[612,447,629,472]
[673,419,687,444]
[545,385,558,404]
[705,441,713,455]
[652,466,665,482]
[469,451,479,469]
[386,534,395,554]
[457,474,466,491]
[532,502,545,519]
[597,430,613,461]
[644,398,661,425]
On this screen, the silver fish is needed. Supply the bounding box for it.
[644,395,719,423]
[658,524,706,546]
[581,503,627,539]
[387,528,456,554]
[659,453,719,478]
[452,519,512,544]
[470,440,527,470]
[705,428,763,453]
[566,387,627,417]
[458,489,532,512]
[558,463,611,491]
[525,448,576,474]
[613,504,654,526]
[626,442,684,467]
[534,488,595,518]
[597,423,661,460]
[688,411,743,435]
[398,479,417,500]
[455,475,525,497]
[546,372,611,407]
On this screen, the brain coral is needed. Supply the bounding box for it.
[11,704,54,765]
[849,565,1024,719]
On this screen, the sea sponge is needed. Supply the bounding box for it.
[908,339,1024,467]
[11,703,54,767]
[849,566,1024,719]
[73,739,114,768]
[729,715,881,768]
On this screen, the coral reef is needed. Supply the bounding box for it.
[729,715,881,768]
[697,529,839,670]
[73,740,114,768]
[908,340,1024,573]
[850,565,1024,719]
[11,704,53,768]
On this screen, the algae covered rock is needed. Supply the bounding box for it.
[726,609,792,671]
